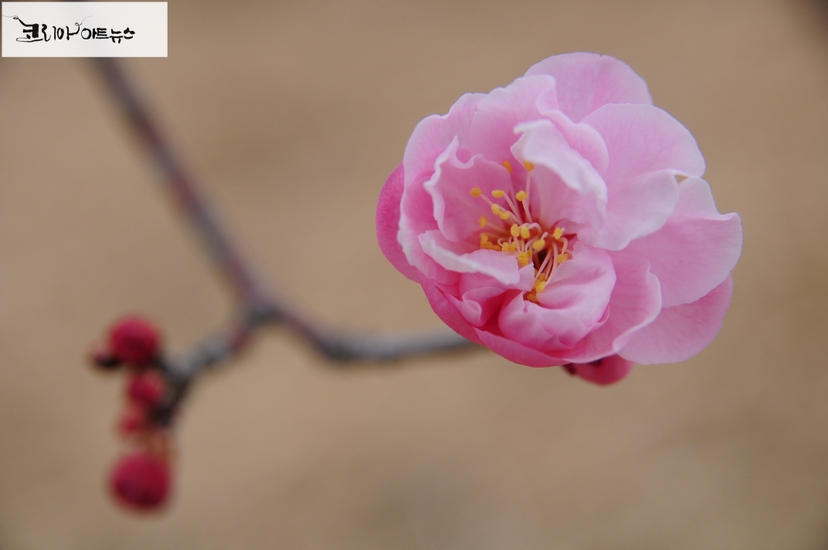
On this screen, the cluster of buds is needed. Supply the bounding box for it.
[90,315,173,512]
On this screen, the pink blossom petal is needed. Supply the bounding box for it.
[467,75,558,162]
[583,103,705,187]
[498,244,615,350]
[578,170,680,251]
[512,120,607,230]
[424,141,513,243]
[419,231,522,286]
[622,177,743,307]
[419,275,482,345]
[404,93,485,186]
[474,322,567,367]
[449,266,535,327]
[543,110,610,175]
[399,181,459,287]
[564,253,661,363]
[376,164,419,282]
[564,355,635,385]
[525,53,652,122]
[619,275,734,364]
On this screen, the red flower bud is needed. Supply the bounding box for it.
[109,451,171,511]
[126,373,166,407]
[108,316,161,366]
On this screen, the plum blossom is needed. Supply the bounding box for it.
[376,53,742,385]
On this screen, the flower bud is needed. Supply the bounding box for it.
[108,316,161,366]
[109,451,171,511]
[126,372,166,407]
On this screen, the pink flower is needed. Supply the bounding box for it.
[376,53,742,384]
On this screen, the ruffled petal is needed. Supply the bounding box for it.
[525,53,652,122]
[564,253,661,363]
[578,170,679,251]
[583,103,705,187]
[621,177,742,307]
[466,75,558,162]
[424,141,513,243]
[419,275,482,345]
[403,92,485,187]
[619,275,734,364]
[399,178,459,287]
[449,266,536,327]
[376,164,419,282]
[420,230,522,286]
[542,110,610,175]
[564,355,635,385]
[498,244,615,350]
[512,120,607,231]
[474,322,567,367]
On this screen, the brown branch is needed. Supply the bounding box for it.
[90,58,477,420]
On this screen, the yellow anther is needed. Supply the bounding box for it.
[501,160,513,173]
[498,211,511,220]
[517,252,531,267]
[526,293,540,304]
[479,216,488,228]
[537,273,548,282]
[532,239,546,251]
[470,187,482,197]
[491,204,502,215]
[520,225,531,240]
[557,253,569,264]
[510,224,520,238]
[480,233,489,244]
[552,227,564,240]
[534,280,547,293]
[501,242,511,252]
[491,189,506,198]
[515,190,527,202]
[523,160,535,171]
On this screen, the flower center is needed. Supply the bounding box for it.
[469,161,572,303]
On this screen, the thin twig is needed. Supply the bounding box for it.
[90,58,477,418]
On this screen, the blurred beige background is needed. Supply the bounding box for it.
[1,0,828,548]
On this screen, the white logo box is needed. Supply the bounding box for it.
[2,2,167,57]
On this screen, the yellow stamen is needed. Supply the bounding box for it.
[520,225,531,240]
[557,253,569,264]
[517,252,531,267]
[491,204,502,215]
[480,233,489,244]
[510,242,520,252]
[523,160,535,171]
[501,242,511,252]
[470,187,482,197]
[479,216,487,228]
[515,190,527,202]
[526,293,539,303]
[532,239,546,251]
[498,211,511,220]
[491,189,506,198]
[552,227,564,240]
[534,280,547,293]
[510,224,520,238]
[501,160,513,173]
